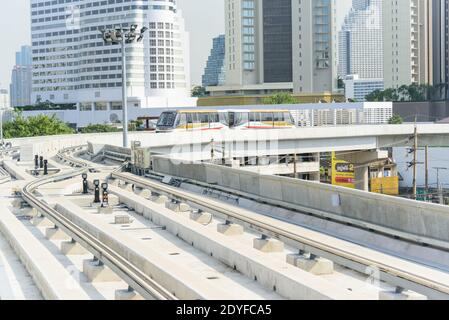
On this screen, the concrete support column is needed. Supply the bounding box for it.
[355,165,369,192]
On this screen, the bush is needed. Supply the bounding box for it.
[263,92,298,105]
[3,111,75,138]
[81,124,121,134]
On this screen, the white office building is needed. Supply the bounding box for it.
[338,0,383,79]
[344,74,384,101]
[30,0,195,118]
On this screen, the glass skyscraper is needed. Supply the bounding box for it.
[338,0,383,79]
[202,35,225,87]
[10,45,33,107]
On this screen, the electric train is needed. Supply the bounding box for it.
[156,109,296,132]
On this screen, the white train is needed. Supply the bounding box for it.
[156,109,296,132]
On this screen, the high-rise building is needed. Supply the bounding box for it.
[432,0,449,98]
[0,89,10,110]
[338,0,383,79]
[202,35,226,87]
[30,0,194,111]
[209,0,337,97]
[292,0,338,94]
[383,0,433,88]
[10,45,33,108]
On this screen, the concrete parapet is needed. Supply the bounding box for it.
[83,259,121,283]
[286,254,334,275]
[165,201,190,213]
[190,211,213,224]
[217,223,244,236]
[61,240,88,256]
[32,216,53,228]
[115,289,145,301]
[379,290,427,300]
[253,238,284,253]
[46,227,71,241]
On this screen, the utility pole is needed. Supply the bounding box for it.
[293,153,297,179]
[425,146,429,192]
[412,123,418,199]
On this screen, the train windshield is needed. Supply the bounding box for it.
[157,112,177,127]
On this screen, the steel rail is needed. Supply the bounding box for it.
[21,148,176,300]
[112,169,449,300]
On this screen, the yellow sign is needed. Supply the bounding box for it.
[371,176,399,195]
[331,152,355,189]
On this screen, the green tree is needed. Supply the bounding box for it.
[388,114,404,124]
[191,86,207,97]
[3,111,74,138]
[263,92,298,105]
[81,124,121,134]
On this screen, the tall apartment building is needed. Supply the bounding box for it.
[292,0,338,94]
[432,0,449,97]
[210,0,337,97]
[202,35,226,87]
[30,0,194,111]
[338,0,383,79]
[383,0,433,89]
[10,45,33,108]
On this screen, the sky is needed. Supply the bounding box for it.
[0,0,352,88]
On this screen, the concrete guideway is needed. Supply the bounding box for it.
[7,124,449,162]
[21,169,176,301]
[112,171,449,300]
[0,216,42,300]
[0,202,90,300]
[52,197,289,300]
[104,185,364,300]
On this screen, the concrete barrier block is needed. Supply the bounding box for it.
[217,223,244,236]
[165,201,190,213]
[138,189,152,199]
[61,241,88,255]
[379,290,427,300]
[114,215,131,225]
[287,255,334,275]
[32,216,53,227]
[46,227,70,241]
[98,206,113,214]
[115,289,145,300]
[108,195,120,207]
[12,199,23,209]
[190,211,213,224]
[83,260,121,283]
[253,238,284,253]
[150,195,169,204]
[29,208,39,218]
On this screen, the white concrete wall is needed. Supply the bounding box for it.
[152,156,449,243]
